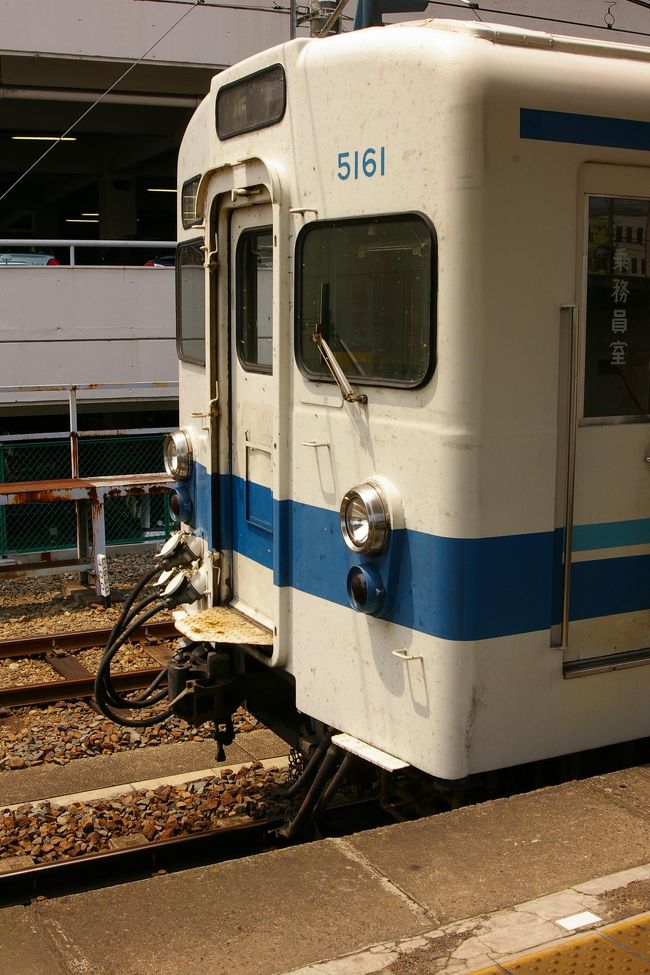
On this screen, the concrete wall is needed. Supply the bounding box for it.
[0,266,176,404]
[0,0,294,70]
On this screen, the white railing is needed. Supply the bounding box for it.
[0,238,176,267]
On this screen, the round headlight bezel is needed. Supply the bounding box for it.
[164,430,193,480]
[339,481,391,555]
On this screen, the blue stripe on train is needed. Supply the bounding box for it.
[520,108,650,152]
[185,466,650,641]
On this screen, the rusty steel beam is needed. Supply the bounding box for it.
[0,667,166,708]
[0,620,178,660]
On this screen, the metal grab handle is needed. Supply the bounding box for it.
[392,648,423,661]
[559,304,579,651]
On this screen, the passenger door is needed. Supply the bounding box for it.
[564,166,650,671]
[228,205,274,625]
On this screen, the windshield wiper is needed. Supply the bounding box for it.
[312,282,367,405]
[312,329,367,404]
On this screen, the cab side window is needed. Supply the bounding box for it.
[176,238,205,365]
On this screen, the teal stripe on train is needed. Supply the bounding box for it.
[573,518,650,552]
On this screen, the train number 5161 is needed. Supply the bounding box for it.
[337,147,386,181]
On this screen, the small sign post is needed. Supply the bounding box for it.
[96,553,111,608]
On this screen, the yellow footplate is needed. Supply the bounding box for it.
[172,606,273,646]
[470,915,650,974]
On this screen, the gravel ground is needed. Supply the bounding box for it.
[0,553,171,640]
[0,553,260,771]
[0,657,64,688]
[0,762,288,864]
[0,701,259,771]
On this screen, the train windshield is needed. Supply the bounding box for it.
[296,214,434,388]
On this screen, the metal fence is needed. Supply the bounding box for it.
[0,434,172,556]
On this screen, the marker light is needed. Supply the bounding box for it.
[168,484,194,525]
[340,481,390,555]
[164,430,193,479]
[347,564,385,615]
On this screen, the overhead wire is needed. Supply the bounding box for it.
[425,0,650,37]
[5,0,650,209]
[0,0,206,206]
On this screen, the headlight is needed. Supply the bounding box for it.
[164,430,193,479]
[339,481,390,555]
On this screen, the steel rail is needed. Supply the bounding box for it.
[0,667,167,708]
[0,620,177,660]
[0,816,282,906]
[0,799,384,907]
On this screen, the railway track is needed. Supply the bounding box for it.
[0,620,177,659]
[0,798,384,907]
[0,621,177,708]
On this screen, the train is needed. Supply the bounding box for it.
[97,16,650,808]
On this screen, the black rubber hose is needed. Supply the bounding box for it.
[96,604,167,711]
[277,732,332,800]
[105,565,161,650]
[94,602,174,725]
[314,751,355,815]
[277,743,342,840]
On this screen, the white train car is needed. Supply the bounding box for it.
[103,19,650,786]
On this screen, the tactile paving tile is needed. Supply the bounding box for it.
[499,933,650,974]
[601,916,650,963]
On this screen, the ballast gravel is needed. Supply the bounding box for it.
[0,553,259,771]
[0,762,288,864]
[0,701,258,771]
[0,553,172,640]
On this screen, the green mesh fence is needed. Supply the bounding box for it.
[0,435,172,557]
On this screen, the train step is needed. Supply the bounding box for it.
[172,605,273,646]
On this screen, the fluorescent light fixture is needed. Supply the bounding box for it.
[66,218,99,224]
[147,187,177,193]
[12,135,77,142]
[81,213,99,217]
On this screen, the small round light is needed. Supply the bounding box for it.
[168,485,193,525]
[340,482,390,555]
[164,430,193,479]
[347,565,385,615]
[169,491,181,519]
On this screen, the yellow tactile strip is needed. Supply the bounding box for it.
[467,915,650,975]
[601,917,650,961]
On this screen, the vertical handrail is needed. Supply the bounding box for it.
[68,386,89,583]
[560,304,580,650]
[0,446,6,557]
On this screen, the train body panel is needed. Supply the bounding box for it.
[165,20,650,779]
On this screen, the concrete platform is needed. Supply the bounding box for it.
[0,728,288,805]
[3,764,650,974]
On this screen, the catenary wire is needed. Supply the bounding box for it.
[5,1,650,203]
[133,0,650,37]
[0,0,206,206]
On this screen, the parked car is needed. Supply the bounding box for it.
[0,251,60,266]
[144,254,175,268]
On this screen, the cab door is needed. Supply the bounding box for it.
[564,166,650,671]
[228,205,274,625]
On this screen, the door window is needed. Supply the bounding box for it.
[236,227,273,373]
